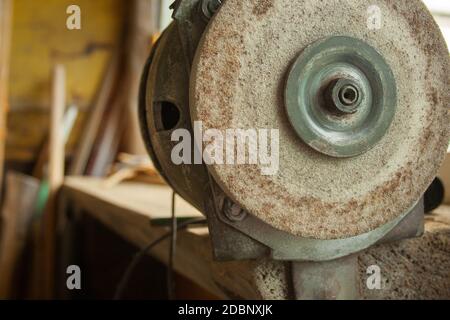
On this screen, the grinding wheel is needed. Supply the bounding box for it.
[190,0,450,240]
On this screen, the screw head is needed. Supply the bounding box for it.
[223,198,247,222]
[201,0,222,19]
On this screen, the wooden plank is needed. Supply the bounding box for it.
[64,177,201,221]
[33,105,78,179]
[87,0,160,175]
[48,64,66,204]
[121,0,160,156]
[0,0,13,200]
[41,65,66,299]
[62,178,275,299]
[0,172,40,298]
[86,85,125,176]
[69,50,121,175]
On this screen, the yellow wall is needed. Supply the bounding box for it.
[7,0,126,161]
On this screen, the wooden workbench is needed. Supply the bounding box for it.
[62,177,450,300]
[62,177,289,299]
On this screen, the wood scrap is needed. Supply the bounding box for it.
[86,82,126,177]
[104,164,164,188]
[120,0,160,156]
[69,49,121,176]
[33,105,78,179]
[87,1,160,176]
[40,64,66,299]
[27,105,78,299]
[0,172,40,298]
[0,0,13,202]
[103,153,165,188]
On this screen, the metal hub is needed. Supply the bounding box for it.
[285,36,397,158]
[329,79,362,114]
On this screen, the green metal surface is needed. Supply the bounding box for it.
[285,36,397,158]
[225,199,422,262]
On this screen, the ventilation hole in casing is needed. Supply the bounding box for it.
[154,101,181,132]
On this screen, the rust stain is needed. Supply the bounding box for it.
[391,1,444,57]
[243,161,417,239]
[252,0,274,17]
[195,7,246,129]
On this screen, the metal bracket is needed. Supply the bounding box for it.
[292,255,360,300]
[209,177,424,262]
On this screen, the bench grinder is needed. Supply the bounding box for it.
[139,0,450,299]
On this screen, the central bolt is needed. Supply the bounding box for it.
[339,85,359,106]
[327,79,363,114]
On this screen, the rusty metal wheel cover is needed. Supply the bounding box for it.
[190,0,450,239]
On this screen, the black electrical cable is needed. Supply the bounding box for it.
[167,191,176,300]
[113,216,207,300]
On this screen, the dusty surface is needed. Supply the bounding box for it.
[245,209,450,300]
[359,208,450,300]
[191,0,450,239]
